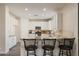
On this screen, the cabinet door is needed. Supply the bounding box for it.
[9,36,16,48]
[8,14,17,49]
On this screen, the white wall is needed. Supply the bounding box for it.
[0,4,6,53]
[61,4,78,55]
[0,5,19,53]
[56,12,63,31]
[20,18,29,38]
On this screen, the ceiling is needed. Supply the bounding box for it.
[6,3,67,21]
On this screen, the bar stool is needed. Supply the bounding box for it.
[23,39,38,56]
[42,39,56,56]
[58,38,75,56]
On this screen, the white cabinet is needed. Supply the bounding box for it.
[8,36,16,48]
[8,14,17,49]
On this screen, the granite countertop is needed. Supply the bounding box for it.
[21,32,75,40]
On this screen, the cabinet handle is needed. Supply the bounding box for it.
[9,35,15,37]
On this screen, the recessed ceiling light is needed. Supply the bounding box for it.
[43,8,46,11]
[25,8,28,11]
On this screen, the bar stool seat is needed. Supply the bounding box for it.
[42,45,54,50]
[59,45,72,50]
[25,45,37,51]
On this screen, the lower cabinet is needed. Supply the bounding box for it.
[9,36,17,49]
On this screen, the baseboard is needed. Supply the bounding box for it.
[0,42,19,54]
[0,49,9,54]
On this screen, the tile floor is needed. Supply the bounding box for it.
[0,42,20,56]
[0,40,74,56]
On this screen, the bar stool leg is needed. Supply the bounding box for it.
[61,50,63,56]
[69,50,71,56]
[66,50,68,56]
[34,50,36,56]
[27,51,29,56]
[51,50,53,56]
[59,49,61,56]
[43,50,46,56]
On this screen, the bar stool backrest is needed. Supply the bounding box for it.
[43,39,56,48]
[23,39,37,49]
[64,38,75,49]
